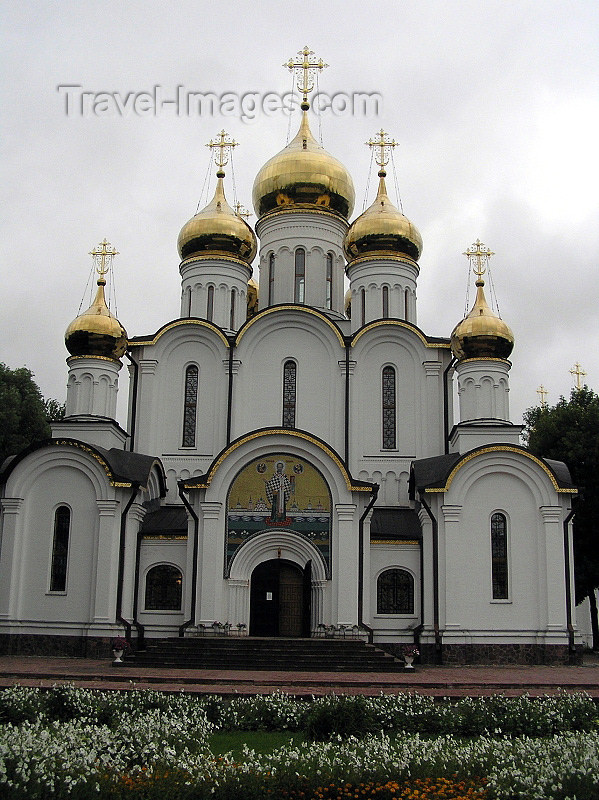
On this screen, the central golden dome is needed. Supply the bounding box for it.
[344,172,422,262]
[252,112,355,219]
[178,176,257,265]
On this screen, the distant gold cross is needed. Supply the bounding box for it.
[463,239,495,280]
[89,238,118,277]
[283,46,328,108]
[234,202,252,220]
[537,385,548,406]
[366,129,398,170]
[570,362,587,389]
[206,130,238,171]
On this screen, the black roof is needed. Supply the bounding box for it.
[140,505,188,534]
[370,507,422,541]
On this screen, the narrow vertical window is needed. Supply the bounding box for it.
[182,365,198,447]
[360,288,366,327]
[206,285,214,322]
[382,366,396,449]
[294,248,305,304]
[491,512,508,599]
[186,287,192,317]
[50,506,70,592]
[326,252,333,309]
[282,360,296,429]
[404,288,410,321]
[268,252,275,305]
[382,285,389,318]
[229,287,236,330]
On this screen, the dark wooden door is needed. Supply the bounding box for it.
[249,559,308,637]
[279,565,303,637]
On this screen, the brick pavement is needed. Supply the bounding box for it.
[0,653,598,697]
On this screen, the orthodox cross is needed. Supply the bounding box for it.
[570,362,587,389]
[284,46,328,109]
[234,202,252,220]
[89,239,118,280]
[366,129,399,172]
[464,239,495,281]
[206,130,238,174]
[537,385,548,406]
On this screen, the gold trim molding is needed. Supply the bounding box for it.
[353,319,451,349]
[130,318,230,348]
[237,306,345,347]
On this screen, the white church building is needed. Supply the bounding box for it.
[0,51,580,664]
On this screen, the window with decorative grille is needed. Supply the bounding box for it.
[50,506,70,592]
[382,365,396,449]
[182,365,198,447]
[282,360,297,428]
[145,564,183,610]
[491,512,509,599]
[377,568,414,614]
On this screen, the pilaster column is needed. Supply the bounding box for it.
[441,504,462,631]
[198,501,223,624]
[312,579,327,629]
[92,499,120,624]
[136,360,158,454]
[334,503,357,625]
[227,578,249,627]
[423,360,443,456]
[540,506,565,631]
[418,506,434,630]
[123,503,146,620]
[0,498,24,619]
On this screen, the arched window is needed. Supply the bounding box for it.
[326,252,333,309]
[382,366,396,449]
[186,286,192,317]
[268,252,275,305]
[404,288,410,321]
[282,360,297,428]
[50,506,70,592]
[360,287,366,327]
[382,285,389,318]
[294,248,305,304]
[182,365,198,447]
[145,564,183,610]
[491,512,509,599]
[229,287,236,330]
[377,569,414,614]
[206,285,214,322]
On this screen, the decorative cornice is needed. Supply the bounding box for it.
[424,446,578,494]
[236,305,345,347]
[182,428,373,493]
[129,318,230,349]
[352,319,451,349]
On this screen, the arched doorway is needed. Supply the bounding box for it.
[249,559,311,637]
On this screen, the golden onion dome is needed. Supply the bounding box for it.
[252,112,355,219]
[65,277,127,361]
[344,171,422,262]
[178,175,257,265]
[247,277,259,318]
[450,279,514,361]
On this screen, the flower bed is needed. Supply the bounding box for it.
[0,686,598,799]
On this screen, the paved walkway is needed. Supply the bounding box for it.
[1,653,598,697]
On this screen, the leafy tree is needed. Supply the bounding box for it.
[523,386,599,650]
[43,397,66,422]
[0,363,56,469]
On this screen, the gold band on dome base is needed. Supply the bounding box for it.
[255,204,350,226]
[345,252,419,269]
[66,354,122,365]
[179,253,254,271]
[458,357,512,365]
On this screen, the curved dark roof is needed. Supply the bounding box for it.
[370,508,422,541]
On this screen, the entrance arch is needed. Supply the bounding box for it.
[250,559,311,637]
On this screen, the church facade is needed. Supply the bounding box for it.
[0,55,580,664]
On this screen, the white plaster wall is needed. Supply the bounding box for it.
[369,543,420,637]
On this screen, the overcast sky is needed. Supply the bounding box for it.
[2,0,598,431]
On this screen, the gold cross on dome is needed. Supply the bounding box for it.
[89,238,118,278]
[234,202,252,220]
[206,130,238,171]
[366,129,399,169]
[464,239,495,280]
[283,46,328,108]
[570,362,587,389]
[537,384,548,406]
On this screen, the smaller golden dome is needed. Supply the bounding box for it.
[344,287,352,318]
[450,279,514,361]
[247,277,259,318]
[252,112,355,219]
[344,172,422,262]
[178,176,257,265]
[65,278,127,361]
